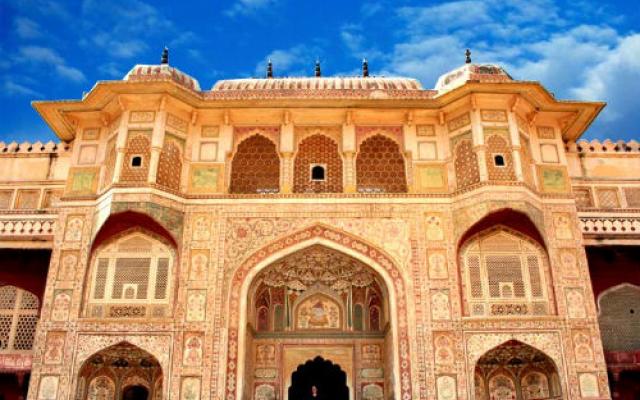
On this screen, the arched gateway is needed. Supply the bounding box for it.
[226,225,411,400]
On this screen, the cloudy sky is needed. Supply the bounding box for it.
[1,0,639,142]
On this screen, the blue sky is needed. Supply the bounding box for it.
[1,0,639,142]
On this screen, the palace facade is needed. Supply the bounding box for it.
[0,52,638,400]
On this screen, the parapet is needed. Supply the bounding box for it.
[565,139,640,154]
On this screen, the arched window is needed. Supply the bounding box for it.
[86,231,175,318]
[356,134,407,193]
[293,134,342,193]
[156,134,184,192]
[453,135,480,189]
[485,134,515,181]
[120,131,151,183]
[460,228,552,317]
[0,285,39,352]
[230,134,280,194]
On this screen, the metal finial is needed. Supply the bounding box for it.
[161,47,169,64]
[266,59,273,78]
[465,49,471,64]
[315,59,321,77]
[362,58,369,77]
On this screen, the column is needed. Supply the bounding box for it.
[342,121,356,193]
[471,109,488,181]
[403,123,417,192]
[280,119,294,193]
[112,110,130,183]
[507,111,524,181]
[147,110,166,184]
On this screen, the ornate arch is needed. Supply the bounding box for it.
[229,133,281,194]
[466,334,566,400]
[226,224,412,400]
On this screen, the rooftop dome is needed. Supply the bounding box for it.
[211,76,423,91]
[124,64,201,91]
[435,63,512,94]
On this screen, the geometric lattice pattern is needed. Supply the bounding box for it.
[0,285,39,352]
[356,135,407,193]
[156,134,184,192]
[87,232,174,317]
[230,134,280,194]
[294,134,343,193]
[120,131,151,183]
[453,136,480,189]
[485,134,516,181]
[596,188,620,209]
[461,229,551,317]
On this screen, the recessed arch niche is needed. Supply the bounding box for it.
[243,243,393,400]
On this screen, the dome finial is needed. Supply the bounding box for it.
[266,59,273,78]
[161,46,169,65]
[315,58,321,77]
[465,49,472,64]
[362,58,369,77]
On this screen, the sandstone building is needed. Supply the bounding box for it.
[0,51,638,400]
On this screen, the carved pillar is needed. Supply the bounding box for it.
[403,123,416,193]
[342,119,356,193]
[343,151,356,193]
[112,110,130,183]
[471,109,488,181]
[280,152,293,193]
[507,111,524,181]
[147,110,167,184]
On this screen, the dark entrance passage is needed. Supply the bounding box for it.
[288,356,349,400]
[122,385,149,400]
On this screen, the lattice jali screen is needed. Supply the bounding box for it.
[0,285,39,352]
[356,134,408,193]
[461,230,551,317]
[453,135,480,189]
[156,134,184,192]
[87,232,174,318]
[230,134,280,194]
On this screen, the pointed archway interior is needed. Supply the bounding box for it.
[226,224,412,400]
[474,340,562,400]
[76,341,162,400]
[288,356,349,400]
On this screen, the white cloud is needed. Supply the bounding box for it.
[572,34,640,129]
[17,46,64,65]
[3,81,43,98]
[225,0,278,17]
[255,45,321,77]
[15,46,86,83]
[55,65,86,82]
[14,17,42,39]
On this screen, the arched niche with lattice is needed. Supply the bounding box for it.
[356,134,407,193]
[0,285,39,352]
[229,134,280,194]
[293,134,343,193]
[84,230,176,319]
[459,227,554,317]
[156,133,184,192]
[452,133,480,189]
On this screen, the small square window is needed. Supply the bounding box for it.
[494,154,505,167]
[310,164,326,181]
[131,156,143,168]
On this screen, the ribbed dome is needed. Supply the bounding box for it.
[124,64,201,91]
[435,64,512,94]
[212,76,423,91]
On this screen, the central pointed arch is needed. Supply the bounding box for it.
[225,224,412,400]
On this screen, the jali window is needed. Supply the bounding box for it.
[461,228,553,317]
[87,232,174,318]
[0,285,39,352]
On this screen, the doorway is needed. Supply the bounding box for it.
[122,385,149,400]
[288,356,349,400]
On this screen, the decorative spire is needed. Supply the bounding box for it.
[161,46,169,65]
[266,59,273,78]
[465,49,472,64]
[362,58,369,77]
[315,59,321,77]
